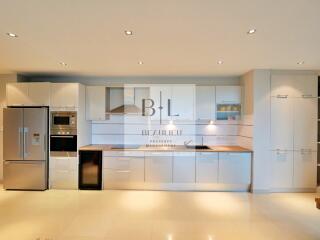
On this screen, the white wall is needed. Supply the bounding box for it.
[0,74,18,182]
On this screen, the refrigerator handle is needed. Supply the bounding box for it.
[24,127,29,157]
[19,127,23,158]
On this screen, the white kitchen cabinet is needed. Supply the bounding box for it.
[149,85,171,121]
[86,86,107,120]
[173,152,196,183]
[293,98,317,151]
[196,86,215,120]
[271,74,317,98]
[216,86,241,104]
[218,152,251,184]
[271,150,293,189]
[28,82,51,106]
[196,152,218,183]
[6,83,30,106]
[171,85,195,121]
[149,85,195,121]
[6,82,51,106]
[293,150,317,189]
[49,157,78,189]
[50,83,79,108]
[145,152,173,183]
[103,156,144,184]
[270,97,294,150]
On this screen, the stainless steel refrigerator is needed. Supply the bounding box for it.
[3,107,48,190]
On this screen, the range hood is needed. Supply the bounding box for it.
[110,88,142,114]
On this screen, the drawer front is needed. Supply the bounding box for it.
[103,151,144,157]
[145,157,173,183]
[103,168,144,184]
[50,169,78,189]
[50,157,78,171]
[103,157,144,170]
[196,158,219,183]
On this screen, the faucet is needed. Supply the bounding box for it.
[184,139,193,146]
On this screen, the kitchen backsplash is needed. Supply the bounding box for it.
[91,115,253,148]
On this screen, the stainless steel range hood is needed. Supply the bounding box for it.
[110,87,142,114]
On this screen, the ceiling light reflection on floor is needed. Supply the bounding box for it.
[119,191,163,211]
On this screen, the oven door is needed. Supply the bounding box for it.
[50,135,77,152]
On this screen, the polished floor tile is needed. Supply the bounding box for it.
[0,186,319,240]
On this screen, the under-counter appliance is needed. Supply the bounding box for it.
[3,107,49,190]
[50,111,77,157]
[79,151,102,190]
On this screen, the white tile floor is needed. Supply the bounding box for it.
[0,187,319,240]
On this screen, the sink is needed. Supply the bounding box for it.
[186,145,210,150]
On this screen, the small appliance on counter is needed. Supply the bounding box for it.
[79,150,102,190]
[50,111,77,157]
[3,107,49,190]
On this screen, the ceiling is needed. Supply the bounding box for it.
[0,0,320,77]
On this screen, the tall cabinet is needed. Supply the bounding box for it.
[270,73,318,191]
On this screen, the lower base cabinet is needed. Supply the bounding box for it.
[49,157,78,189]
[218,152,251,184]
[145,152,173,183]
[173,152,196,183]
[103,155,145,187]
[196,152,219,183]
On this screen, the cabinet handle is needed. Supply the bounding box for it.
[276,95,288,98]
[302,94,313,98]
[115,170,130,173]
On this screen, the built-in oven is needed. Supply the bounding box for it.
[50,111,77,157]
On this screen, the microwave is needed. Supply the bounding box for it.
[51,111,77,131]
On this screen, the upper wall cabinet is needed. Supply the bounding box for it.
[149,85,195,121]
[171,85,195,121]
[216,86,241,120]
[50,83,79,108]
[271,74,317,97]
[6,82,50,106]
[216,86,241,104]
[196,86,215,120]
[86,86,107,121]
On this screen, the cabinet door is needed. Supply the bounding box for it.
[171,85,195,121]
[196,152,218,183]
[86,86,106,120]
[145,154,172,182]
[216,86,241,104]
[50,83,79,108]
[6,83,30,106]
[149,85,171,121]
[173,153,196,183]
[293,98,317,151]
[196,86,215,120]
[271,74,299,97]
[270,97,294,150]
[293,151,317,189]
[218,152,251,184]
[271,150,293,189]
[28,82,51,106]
[271,74,317,97]
[50,169,78,189]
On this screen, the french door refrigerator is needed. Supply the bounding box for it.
[3,107,48,190]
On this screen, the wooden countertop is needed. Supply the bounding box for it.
[79,144,252,153]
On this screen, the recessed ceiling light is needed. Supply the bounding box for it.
[138,61,143,65]
[217,60,223,65]
[297,61,305,65]
[125,30,133,35]
[247,29,256,34]
[59,62,67,67]
[6,32,18,38]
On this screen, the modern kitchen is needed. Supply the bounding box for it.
[0,1,320,240]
